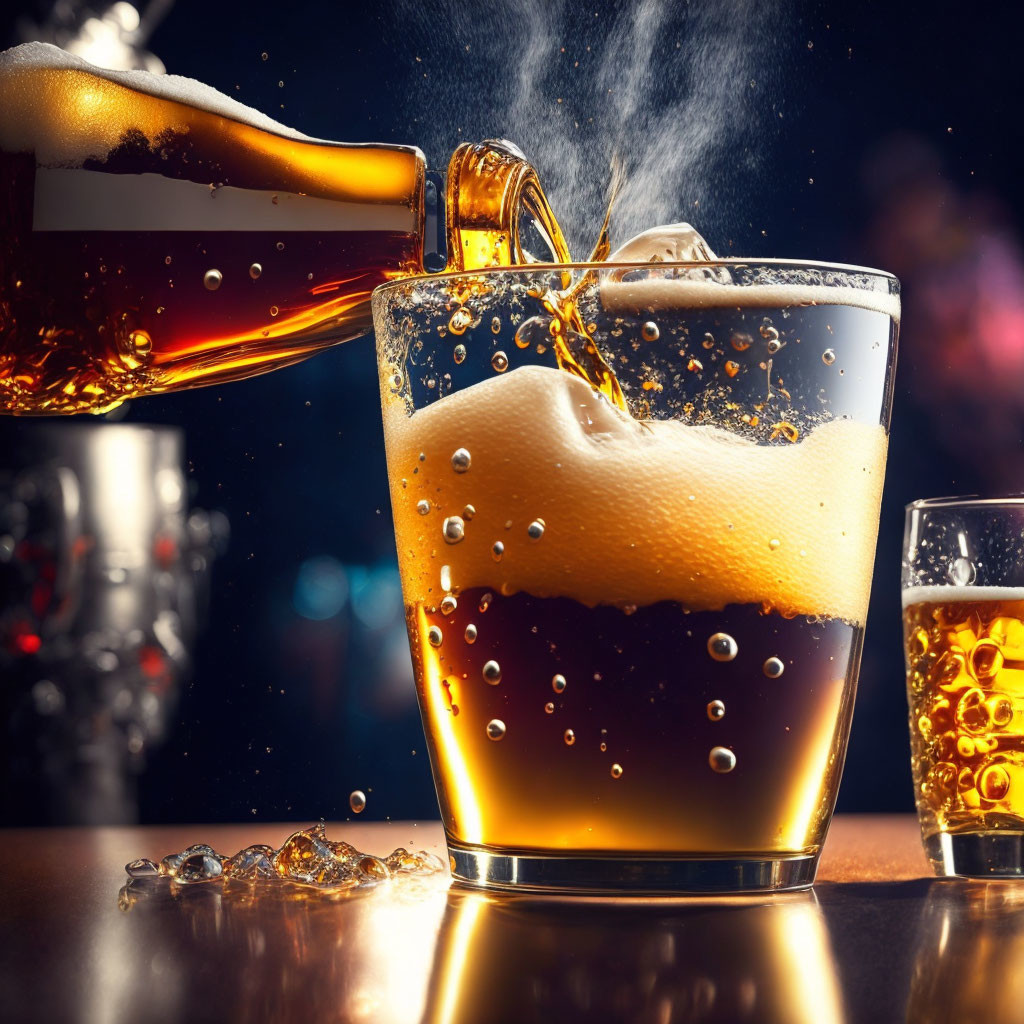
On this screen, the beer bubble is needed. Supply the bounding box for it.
[126,858,159,878]
[600,742,608,752]
[767,338,782,354]
[479,593,493,613]
[702,332,716,349]
[249,263,262,280]
[417,500,431,516]
[709,746,737,773]
[164,255,172,266]
[450,448,472,473]
[269,305,279,317]
[768,538,781,551]
[261,51,268,60]
[130,330,152,356]
[463,504,476,520]
[491,350,509,372]
[948,557,977,586]
[388,372,404,392]
[464,624,478,644]
[448,307,473,335]
[419,452,426,462]
[707,700,726,721]
[707,633,738,662]
[482,660,502,684]
[442,516,465,544]
[453,344,467,364]
[730,331,752,352]
[641,321,660,342]
[349,790,367,814]
[203,269,223,291]
[276,241,285,251]
[552,674,567,693]
[763,657,785,678]
[724,360,740,378]
[491,541,504,561]
[979,764,1011,802]
[486,719,506,741]
[440,595,458,615]
[564,729,576,745]
[610,763,623,778]
[440,565,452,591]
[527,519,545,540]
[760,324,779,341]
[544,702,555,714]
[491,316,502,334]
[427,626,443,647]
[822,348,836,366]
[514,316,549,350]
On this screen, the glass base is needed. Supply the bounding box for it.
[926,831,1024,877]
[448,843,818,895]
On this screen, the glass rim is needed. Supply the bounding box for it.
[905,495,1024,511]
[372,257,900,297]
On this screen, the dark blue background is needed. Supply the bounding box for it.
[3,0,1022,823]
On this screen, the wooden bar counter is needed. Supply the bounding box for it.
[0,815,1013,1022]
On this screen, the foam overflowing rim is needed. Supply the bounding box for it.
[905,495,1024,511]
[372,257,899,297]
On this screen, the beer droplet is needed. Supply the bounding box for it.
[482,660,502,685]
[349,790,367,814]
[486,719,506,741]
[492,541,504,561]
[442,516,465,544]
[451,448,471,473]
[203,269,223,291]
[130,330,152,355]
[479,593,493,613]
[707,700,726,721]
[491,351,509,372]
[527,519,545,540]
[564,729,576,746]
[641,321,660,342]
[249,263,262,280]
[427,626,443,647]
[417,500,431,516]
[822,348,836,366]
[463,504,476,520]
[552,674,567,693]
[709,746,736,773]
[544,702,555,714]
[453,344,467,364]
[441,595,458,615]
[610,763,623,778]
[707,632,738,662]
[763,657,785,678]
[464,624,478,644]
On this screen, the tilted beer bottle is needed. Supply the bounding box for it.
[0,43,569,414]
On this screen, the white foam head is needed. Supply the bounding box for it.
[384,365,887,624]
[901,585,1024,609]
[0,42,313,162]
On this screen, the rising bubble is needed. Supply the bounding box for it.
[707,633,738,662]
[441,595,458,615]
[442,516,465,544]
[453,344,467,364]
[527,519,545,540]
[203,269,223,291]
[492,541,504,561]
[610,763,623,778]
[763,657,785,678]
[641,321,660,342]
[482,660,502,684]
[822,348,836,366]
[427,626,443,647]
[451,448,472,473]
[544,702,555,714]
[349,790,367,814]
[417,499,431,516]
[709,746,737,773]
[464,623,478,644]
[707,700,726,721]
[486,719,506,741]
[249,263,262,280]
[491,350,509,372]
[552,673,567,693]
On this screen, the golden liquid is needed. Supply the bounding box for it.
[409,590,860,855]
[905,596,1024,837]
[0,64,579,414]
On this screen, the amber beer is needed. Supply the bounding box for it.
[0,43,566,414]
[377,256,900,890]
[904,589,1024,839]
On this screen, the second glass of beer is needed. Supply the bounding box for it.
[375,259,899,892]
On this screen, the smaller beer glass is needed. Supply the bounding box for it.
[904,498,1024,876]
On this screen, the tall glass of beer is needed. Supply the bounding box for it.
[375,258,899,892]
[904,497,1024,877]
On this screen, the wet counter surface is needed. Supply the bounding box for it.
[0,815,1012,1023]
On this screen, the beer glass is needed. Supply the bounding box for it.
[375,259,899,893]
[903,497,1024,876]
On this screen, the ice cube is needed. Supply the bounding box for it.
[608,222,718,263]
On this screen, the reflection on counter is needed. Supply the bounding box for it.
[423,888,845,1024]
[908,881,1024,1024]
[0,424,226,824]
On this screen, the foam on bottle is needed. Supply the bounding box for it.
[901,586,1024,610]
[385,365,888,624]
[0,41,316,163]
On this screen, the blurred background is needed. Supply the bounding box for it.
[0,0,1019,824]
